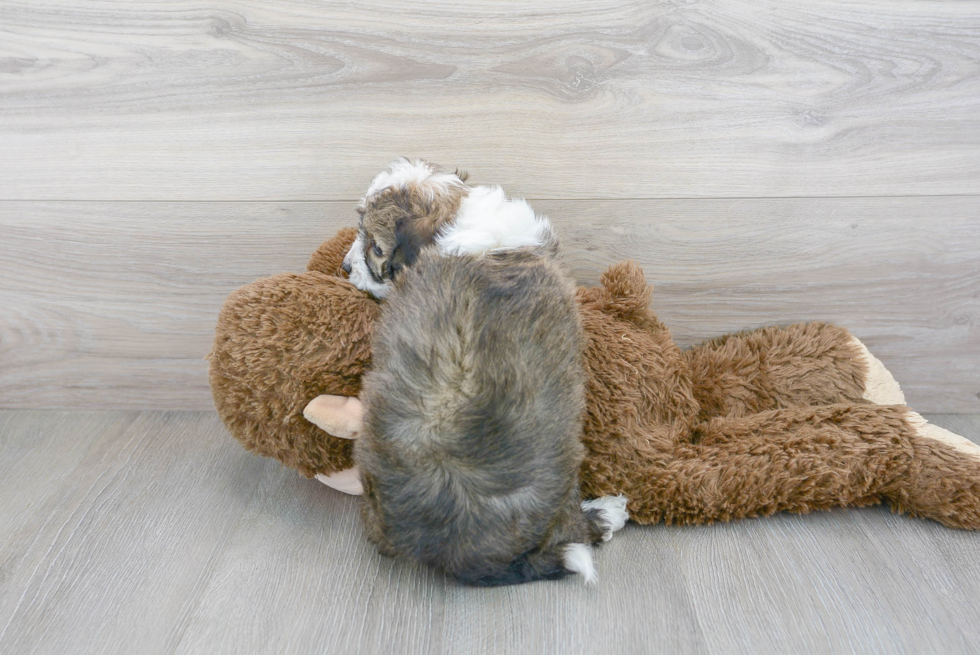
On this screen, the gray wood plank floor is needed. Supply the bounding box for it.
[2,410,979,654]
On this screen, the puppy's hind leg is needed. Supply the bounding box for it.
[582,494,629,542]
[457,547,576,587]
[463,542,598,586]
[549,495,629,587]
[552,494,629,586]
[460,496,629,587]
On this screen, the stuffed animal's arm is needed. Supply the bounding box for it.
[307,227,358,276]
[304,394,364,439]
[304,394,365,495]
[684,322,904,419]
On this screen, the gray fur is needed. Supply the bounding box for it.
[356,245,606,585]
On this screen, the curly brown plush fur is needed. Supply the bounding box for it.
[210,229,980,529]
[210,227,370,476]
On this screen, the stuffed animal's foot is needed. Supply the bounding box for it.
[303,394,364,439]
[907,412,980,463]
[850,337,905,405]
[582,495,629,542]
[303,395,366,494]
[314,467,363,495]
[893,411,980,529]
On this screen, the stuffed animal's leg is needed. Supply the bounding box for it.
[684,323,903,419]
[616,404,980,529]
[304,394,364,495]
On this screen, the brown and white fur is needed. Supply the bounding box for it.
[342,159,627,585]
[342,158,468,297]
[343,158,558,299]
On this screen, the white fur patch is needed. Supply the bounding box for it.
[343,234,393,298]
[436,185,552,256]
[365,158,464,201]
[907,412,980,463]
[562,543,596,585]
[850,336,906,405]
[582,494,629,541]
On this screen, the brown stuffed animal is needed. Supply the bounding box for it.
[210,229,980,528]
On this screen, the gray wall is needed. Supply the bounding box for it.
[2,1,978,411]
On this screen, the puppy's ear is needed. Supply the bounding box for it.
[454,168,470,183]
[387,218,424,279]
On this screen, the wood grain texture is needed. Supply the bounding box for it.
[1,0,979,200]
[1,411,978,654]
[2,198,977,411]
[0,411,268,654]
[441,529,709,654]
[671,505,973,653]
[174,459,448,655]
[0,411,129,631]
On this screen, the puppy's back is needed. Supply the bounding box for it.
[357,248,586,584]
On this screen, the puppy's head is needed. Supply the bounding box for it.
[343,158,469,298]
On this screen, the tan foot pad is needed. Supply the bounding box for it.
[851,337,906,406]
[908,412,980,463]
[303,394,364,439]
[314,468,363,495]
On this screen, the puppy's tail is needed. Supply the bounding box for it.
[456,543,595,587]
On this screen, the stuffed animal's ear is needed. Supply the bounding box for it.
[308,227,359,276]
[387,218,425,279]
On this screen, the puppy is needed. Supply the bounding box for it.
[355,200,627,585]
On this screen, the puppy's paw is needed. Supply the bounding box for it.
[582,494,629,542]
[303,394,364,439]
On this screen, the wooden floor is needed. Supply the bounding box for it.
[1,410,978,654]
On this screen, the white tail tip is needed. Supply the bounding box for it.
[562,543,596,585]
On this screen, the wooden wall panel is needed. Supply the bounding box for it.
[1,0,979,200]
[2,198,977,411]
